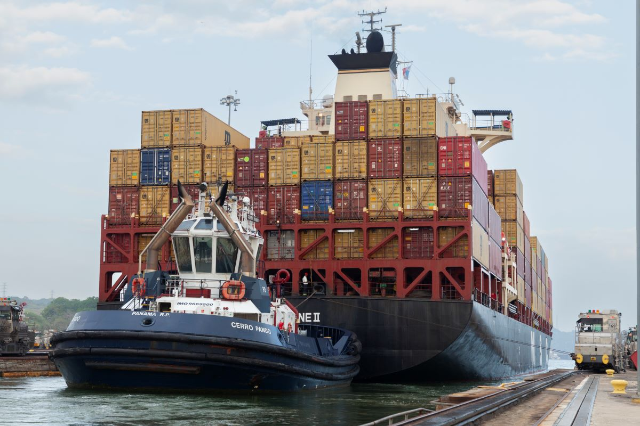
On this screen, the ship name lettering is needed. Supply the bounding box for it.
[131,312,156,316]
[231,322,254,331]
[255,326,272,335]
[298,312,321,323]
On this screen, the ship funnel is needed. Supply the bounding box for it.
[208,182,256,278]
[140,180,195,275]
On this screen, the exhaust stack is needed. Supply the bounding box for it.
[139,181,195,275]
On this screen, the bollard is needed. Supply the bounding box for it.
[611,380,628,394]
[606,369,615,376]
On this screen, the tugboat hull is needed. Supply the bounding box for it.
[51,311,359,392]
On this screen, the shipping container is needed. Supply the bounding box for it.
[203,146,235,185]
[141,110,172,148]
[334,229,364,259]
[268,148,300,185]
[516,248,524,278]
[488,203,501,244]
[437,136,488,194]
[335,141,367,179]
[335,101,368,140]
[494,195,523,225]
[525,258,532,286]
[171,146,203,184]
[301,142,334,180]
[267,185,300,225]
[104,233,131,264]
[368,139,402,178]
[266,230,294,260]
[403,136,437,177]
[524,236,531,262]
[235,186,268,220]
[487,170,494,201]
[170,184,202,214]
[109,149,140,186]
[300,229,329,260]
[502,220,525,253]
[136,234,156,263]
[403,227,434,259]
[139,186,170,226]
[368,100,403,139]
[489,238,502,280]
[171,108,249,148]
[494,169,523,202]
[256,137,283,149]
[334,180,367,221]
[283,136,312,147]
[140,148,171,186]
[437,176,487,229]
[301,181,332,221]
[235,149,267,187]
[368,228,399,259]
[523,211,530,238]
[517,276,526,305]
[108,187,139,226]
[438,226,469,258]
[312,135,335,144]
[403,177,437,219]
[368,179,402,220]
[472,219,489,268]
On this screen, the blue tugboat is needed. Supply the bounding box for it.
[51,183,361,391]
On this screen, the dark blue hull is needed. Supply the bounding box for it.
[51,311,360,392]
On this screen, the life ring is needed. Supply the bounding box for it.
[132,277,146,298]
[287,323,293,333]
[221,280,246,300]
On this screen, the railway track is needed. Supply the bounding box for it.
[362,370,576,426]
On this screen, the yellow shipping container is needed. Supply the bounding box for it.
[300,229,329,260]
[312,135,335,144]
[472,219,490,268]
[403,136,437,177]
[139,186,170,226]
[136,234,155,263]
[334,229,364,259]
[517,275,526,305]
[403,97,453,138]
[171,146,203,184]
[438,226,469,258]
[368,228,398,259]
[141,111,172,148]
[301,142,334,180]
[171,108,249,148]
[368,100,403,139]
[109,149,140,186]
[494,194,523,225]
[531,236,542,259]
[335,141,367,179]
[403,178,437,219]
[203,146,236,184]
[494,169,523,202]
[268,148,300,185]
[284,136,312,147]
[368,179,402,220]
[502,220,524,253]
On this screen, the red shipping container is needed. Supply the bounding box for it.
[525,283,532,307]
[403,227,434,259]
[104,233,131,263]
[335,101,368,141]
[489,238,502,280]
[523,210,530,238]
[548,277,552,308]
[108,186,139,226]
[236,149,268,187]
[267,186,300,225]
[438,136,488,194]
[437,176,488,229]
[525,259,532,286]
[516,248,524,278]
[487,170,494,200]
[368,139,402,178]
[235,186,268,220]
[334,180,367,221]
[255,137,283,149]
[170,184,201,214]
[524,236,531,262]
[537,257,542,276]
[488,203,501,243]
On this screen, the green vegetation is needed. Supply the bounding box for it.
[19,297,98,332]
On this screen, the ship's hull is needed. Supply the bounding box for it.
[287,297,550,381]
[50,311,359,392]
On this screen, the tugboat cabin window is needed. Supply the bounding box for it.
[216,238,238,274]
[194,237,213,273]
[177,219,196,231]
[173,237,193,273]
[195,219,213,230]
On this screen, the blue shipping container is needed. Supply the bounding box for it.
[301,181,332,221]
[141,148,171,185]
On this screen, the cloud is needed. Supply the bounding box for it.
[1,31,67,54]
[0,141,31,158]
[90,36,133,51]
[0,66,91,105]
[3,2,133,24]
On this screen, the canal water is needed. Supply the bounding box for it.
[1,360,574,426]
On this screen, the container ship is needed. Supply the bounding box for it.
[97,14,553,381]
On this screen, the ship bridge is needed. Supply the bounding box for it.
[465,109,514,153]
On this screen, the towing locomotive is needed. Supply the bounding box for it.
[0,298,35,356]
[572,309,625,372]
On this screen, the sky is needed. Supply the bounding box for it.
[0,0,635,333]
